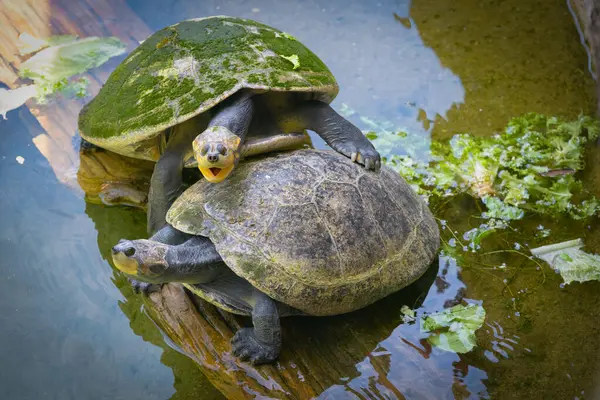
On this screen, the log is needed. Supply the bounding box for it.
[143,267,441,400]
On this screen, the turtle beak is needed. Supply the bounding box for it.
[195,147,238,183]
[199,164,235,183]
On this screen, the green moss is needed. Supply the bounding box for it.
[79,16,336,145]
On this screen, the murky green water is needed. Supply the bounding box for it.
[1,0,598,398]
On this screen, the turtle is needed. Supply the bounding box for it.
[111,149,440,364]
[78,16,381,237]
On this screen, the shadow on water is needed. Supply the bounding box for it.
[0,0,599,398]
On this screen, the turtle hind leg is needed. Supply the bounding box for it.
[231,289,281,365]
[279,101,381,171]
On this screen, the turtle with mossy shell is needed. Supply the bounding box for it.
[78,16,381,238]
[112,149,439,365]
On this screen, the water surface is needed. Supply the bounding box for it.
[0,0,598,398]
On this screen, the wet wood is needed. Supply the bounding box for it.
[145,284,322,400]
[142,268,442,400]
[77,148,153,209]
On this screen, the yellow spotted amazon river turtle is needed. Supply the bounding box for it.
[111,149,439,364]
[78,16,381,236]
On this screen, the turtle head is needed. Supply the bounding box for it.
[193,126,241,183]
[111,239,169,283]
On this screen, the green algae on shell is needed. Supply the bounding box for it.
[78,16,338,161]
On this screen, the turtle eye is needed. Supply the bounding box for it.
[216,143,227,155]
[200,144,209,156]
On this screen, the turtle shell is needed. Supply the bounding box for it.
[78,16,338,161]
[167,150,440,316]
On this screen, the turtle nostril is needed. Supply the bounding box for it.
[207,153,219,163]
[124,247,136,257]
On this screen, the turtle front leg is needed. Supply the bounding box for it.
[147,151,185,235]
[281,101,381,171]
[231,289,281,365]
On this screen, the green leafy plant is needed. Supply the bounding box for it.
[381,113,600,220]
[531,239,600,284]
[420,303,486,353]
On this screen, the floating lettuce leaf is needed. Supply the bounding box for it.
[366,113,600,221]
[17,32,79,55]
[481,196,524,221]
[19,36,126,103]
[420,304,486,353]
[1,35,126,118]
[530,239,600,284]
[462,218,509,250]
[400,305,416,323]
[280,54,300,70]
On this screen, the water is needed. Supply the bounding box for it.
[0,0,598,398]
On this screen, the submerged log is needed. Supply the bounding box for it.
[143,266,440,400]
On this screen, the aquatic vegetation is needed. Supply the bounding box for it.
[400,304,416,323]
[420,303,486,353]
[19,35,126,103]
[384,113,600,220]
[531,239,600,284]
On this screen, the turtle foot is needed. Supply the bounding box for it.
[335,141,381,171]
[231,328,280,365]
[128,278,161,295]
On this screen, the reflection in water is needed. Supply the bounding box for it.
[0,97,221,399]
[318,256,489,399]
[410,0,597,139]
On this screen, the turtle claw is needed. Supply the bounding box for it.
[231,328,279,365]
[340,144,381,172]
[128,278,160,295]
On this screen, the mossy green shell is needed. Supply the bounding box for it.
[167,150,440,316]
[78,16,338,161]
